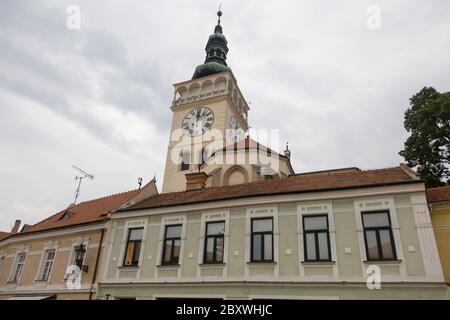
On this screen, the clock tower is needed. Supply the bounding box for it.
[162,10,251,193]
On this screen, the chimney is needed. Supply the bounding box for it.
[185,172,208,191]
[11,219,21,234]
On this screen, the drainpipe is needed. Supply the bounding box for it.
[89,228,105,300]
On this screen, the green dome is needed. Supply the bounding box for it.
[191,10,232,80]
[192,62,231,79]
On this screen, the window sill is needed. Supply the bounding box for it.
[157,264,181,269]
[119,265,140,270]
[199,263,226,267]
[247,261,277,265]
[301,261,336,266]
[363,259,402,265]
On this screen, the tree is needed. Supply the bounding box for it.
[399,87,450,187]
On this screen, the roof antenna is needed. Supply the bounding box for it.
[138,177,143,190]
[72,165,94,205]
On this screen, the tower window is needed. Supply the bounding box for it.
[181,151,190,171]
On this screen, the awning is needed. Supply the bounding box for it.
[6,295,56,300]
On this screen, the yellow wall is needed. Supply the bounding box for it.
[430,201,450,284]
[0,228,104,300]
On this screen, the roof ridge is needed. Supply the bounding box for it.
[75,188,140,206]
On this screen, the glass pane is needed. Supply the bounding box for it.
[379,230,395,259]
[173,239,181,264]
[365,230,379,260]
[163,240,172,263]
[252,234,261,260]
[205,237,214,262]
[129,228,143,241]
[215,237,224,262]
[305,233,316,260]
[206,222,225,236]
[318,232,329,260]
[18,254,26,263]
[132,241,141,263]
[46,250,55,261]
[166,225,182,238]
[124,242,135,266]
[264,234,272,260]
[304,216,327,231]
[252,219,272,232]
[362,212,390,228]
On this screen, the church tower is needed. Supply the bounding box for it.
[162,10,251,193]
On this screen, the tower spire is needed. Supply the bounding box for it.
[192,8,232,79]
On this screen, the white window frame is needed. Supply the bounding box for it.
[245,206,279,278]
[155,215,186,278]
[196,210,230,278]
[354,197,406,279]
[118,219,148,274]
[8,247,29,284]
[37,249,56,282]
[297,202,338,280]
[34,241,59,283]
[0,250,6,274]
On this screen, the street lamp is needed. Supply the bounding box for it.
[74,244,89,273]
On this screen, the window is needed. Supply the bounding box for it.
[180,151,190,171]
[123,228,144,267]
[204,221,225,264]
[303,215,331,261]
[362,211,397,261]
[38,249,56,281]
[0,255,5,273]
[200,148,208,165]
[10,253,26,282]
[251,218,273,262]
[162,225,182,265]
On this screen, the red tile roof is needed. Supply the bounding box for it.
[427,186,450,203]
[124,165,420,211]
[0,231,9,240]
[222,137,281,156]
[6,189,141,238]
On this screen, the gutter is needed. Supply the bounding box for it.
[89,228,105,300]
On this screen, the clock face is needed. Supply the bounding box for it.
[228,115,241,141]
[182,107,214,136]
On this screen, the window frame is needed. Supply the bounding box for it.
[203,220,225,264]
[180,151,190,171]
[38,249,56,281]
[361,210,397,261]
[122,227,144,267]
[161,224,182,266]
[10,252,27,283]
[302,214,332,262]
[250,217,274,262]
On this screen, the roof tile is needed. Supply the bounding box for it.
[427,186,450,203]
[124,165,419,211]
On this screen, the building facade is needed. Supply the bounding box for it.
[95,11,447,300]
[0,181,157,299]
[427,186,450,298]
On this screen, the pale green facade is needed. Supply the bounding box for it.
[98,185,447,300]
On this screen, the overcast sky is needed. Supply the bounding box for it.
[0,0,449,231]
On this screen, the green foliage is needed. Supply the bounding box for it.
[399,87,450,187]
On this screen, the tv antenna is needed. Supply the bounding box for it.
[72,165,94,205]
